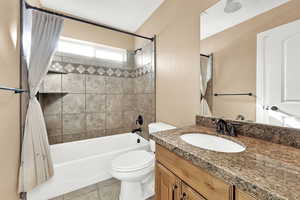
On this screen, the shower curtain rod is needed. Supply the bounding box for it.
[24,2,154,41]
[134,48,142,54]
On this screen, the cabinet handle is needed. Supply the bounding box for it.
[180,192,187,200]
[172,184,178,200]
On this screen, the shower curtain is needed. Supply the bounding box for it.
[18,9,63,193]
[200,55,213,116]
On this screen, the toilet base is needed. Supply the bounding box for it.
[119,181,143,200]
[141,171,155,199]
[119,173,154,200]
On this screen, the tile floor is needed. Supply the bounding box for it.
[50,178,154,200]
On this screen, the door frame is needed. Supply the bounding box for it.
[256,29,270,124]
[256,19,300,124]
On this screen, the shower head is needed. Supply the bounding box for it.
[134,48,142,55]
[224,0,242,13]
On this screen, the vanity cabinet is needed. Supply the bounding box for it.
[181,182,207,200]
[156,163,205,200]
[235,189,256,200]
[155,144,234,200]
[155,162,181,200]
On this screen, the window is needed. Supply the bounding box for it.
[95,48,126,62]
[57,37,127,62]
[58,40,94,57]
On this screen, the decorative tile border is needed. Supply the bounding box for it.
[196,115,300,149]
[49,61,152,78]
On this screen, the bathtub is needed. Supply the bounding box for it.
[27,133,150,200]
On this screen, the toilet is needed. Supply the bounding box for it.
[111,122,176,200]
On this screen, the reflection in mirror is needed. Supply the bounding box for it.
[200,0,300,128]
[200,0,291,40]
[200,54,213,116]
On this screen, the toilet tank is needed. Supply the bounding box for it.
[148,122,176,152]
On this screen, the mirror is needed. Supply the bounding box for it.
[200,0,300,128]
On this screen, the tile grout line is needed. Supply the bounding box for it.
[60,70,64,144]
[61,55,67,143]
[84,73,87,139]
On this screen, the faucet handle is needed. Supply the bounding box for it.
[136,115,144,126]
[227,123,237,137]
[216,119,227,134]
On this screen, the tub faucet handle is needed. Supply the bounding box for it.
[136,115,144,126]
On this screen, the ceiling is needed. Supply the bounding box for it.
[39,0,164,32]
[201,0,291,40]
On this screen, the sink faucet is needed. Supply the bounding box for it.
[216,119,227,134]
[215,119,237,137]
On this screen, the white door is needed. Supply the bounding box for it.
[257,19,300,128]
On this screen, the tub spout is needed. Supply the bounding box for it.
[132,128,142,134]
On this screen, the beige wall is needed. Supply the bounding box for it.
[200,0,300,121]
[136,0,218,127]
[62,19,134,50]
[27,0,134,50]
[0,0,20,200]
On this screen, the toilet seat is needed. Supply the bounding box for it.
[112,150,154,172]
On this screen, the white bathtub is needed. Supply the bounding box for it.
[27,133,150,200]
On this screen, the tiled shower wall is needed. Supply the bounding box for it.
[41,43,155,144]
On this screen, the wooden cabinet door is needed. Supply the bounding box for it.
[155,162,181,200]
[235,189,256,200]
[181,183,206,200]
[156,145,233,200]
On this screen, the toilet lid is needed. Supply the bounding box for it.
[112,150,154,172]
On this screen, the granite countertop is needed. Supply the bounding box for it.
[150,125,300,200]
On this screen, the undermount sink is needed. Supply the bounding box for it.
[180,133,246,153]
